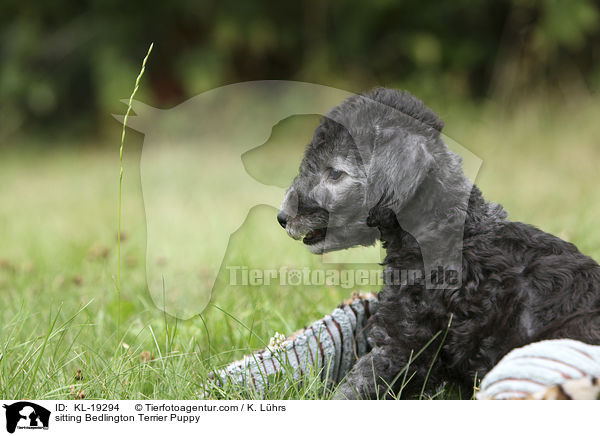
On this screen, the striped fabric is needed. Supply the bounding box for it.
[528,376,600,399]
[210,292,378,393]
[477,339,600,400]
[211,294,600,400]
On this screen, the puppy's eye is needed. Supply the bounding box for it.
[328,168,345,181]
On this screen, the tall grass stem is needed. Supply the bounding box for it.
[117,43,153,338]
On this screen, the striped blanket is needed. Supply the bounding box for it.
[209,293,600,399]
[210,292,378,392]
[477,339,600,400]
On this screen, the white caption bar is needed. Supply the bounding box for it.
[0,400,594,436]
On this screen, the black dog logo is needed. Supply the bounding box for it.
[3,402,50,433]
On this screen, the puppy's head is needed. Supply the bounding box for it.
[278,88,444,254]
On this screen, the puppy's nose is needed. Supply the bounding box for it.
[277,211,288,228]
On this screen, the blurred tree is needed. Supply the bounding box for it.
[0,0,598,141]
[490,0,600,102]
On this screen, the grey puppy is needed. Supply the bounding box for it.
[277,88,600,399]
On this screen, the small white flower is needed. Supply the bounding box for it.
[268,331,287,350]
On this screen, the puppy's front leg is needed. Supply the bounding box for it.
[334,346,402,399]
[334,342,446,400]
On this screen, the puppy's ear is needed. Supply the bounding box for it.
[366,128,434,215]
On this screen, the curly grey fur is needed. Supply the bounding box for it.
[278,88,600,399]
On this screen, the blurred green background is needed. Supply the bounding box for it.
[1,1,600,399]
[2,0,600,142]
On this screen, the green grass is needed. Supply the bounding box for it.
[1,95,600,399]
